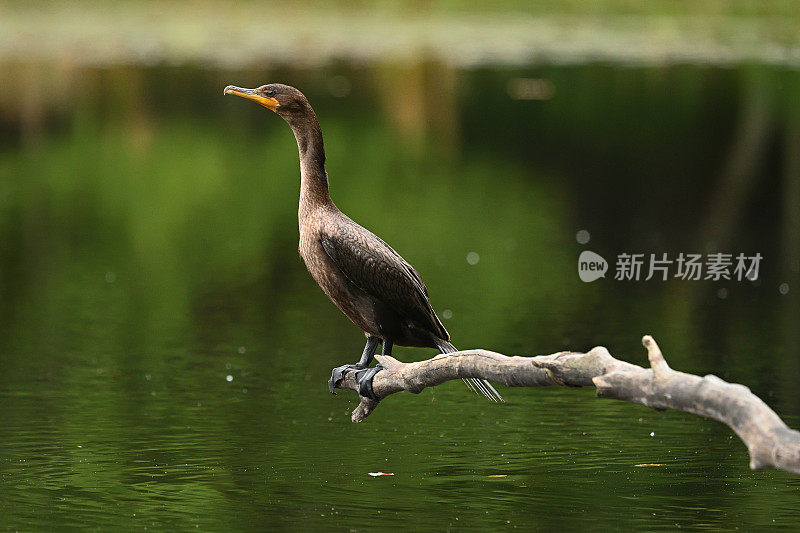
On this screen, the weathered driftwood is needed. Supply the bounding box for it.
[335,335,800,475]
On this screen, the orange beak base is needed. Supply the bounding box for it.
[224,85,279,111]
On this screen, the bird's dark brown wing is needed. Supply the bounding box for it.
[320,217,448,340]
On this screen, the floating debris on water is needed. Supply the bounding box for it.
[488,474,507,478]
[635,464,663,467]
[226,375,233,382]
[368,472,394,477]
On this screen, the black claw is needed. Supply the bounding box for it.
[328,364,362,394]
[354,364,383,402]
[330,338,381,395]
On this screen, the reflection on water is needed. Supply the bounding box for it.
[1,61,799,529]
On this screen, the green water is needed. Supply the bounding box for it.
[1,63,799,530]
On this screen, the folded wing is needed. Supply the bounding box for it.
[320,218,448,341]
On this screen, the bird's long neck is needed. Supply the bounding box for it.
[284,108,332,213]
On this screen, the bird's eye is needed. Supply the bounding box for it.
[265,89,276,97]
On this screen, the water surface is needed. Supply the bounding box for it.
[1,62,799,530]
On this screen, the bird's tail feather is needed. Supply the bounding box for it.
[436,340,504,403]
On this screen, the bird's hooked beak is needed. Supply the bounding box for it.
[223,85,279,111]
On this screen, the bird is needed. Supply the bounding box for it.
[223,83,502,402]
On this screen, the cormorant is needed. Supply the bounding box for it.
[224,83,502,402]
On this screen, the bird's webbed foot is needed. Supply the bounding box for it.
[354,364,383,402]
[329,336,382,395]
[328,363,365,395]
[327,363,384,401]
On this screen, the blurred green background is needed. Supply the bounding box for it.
[1,1,799,530]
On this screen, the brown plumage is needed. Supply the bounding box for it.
[224,83,502,402]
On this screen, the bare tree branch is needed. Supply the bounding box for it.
[335,335,800,475]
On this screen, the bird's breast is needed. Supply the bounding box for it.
[298,218,377,333]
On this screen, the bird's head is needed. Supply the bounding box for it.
[223,83,309,117]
